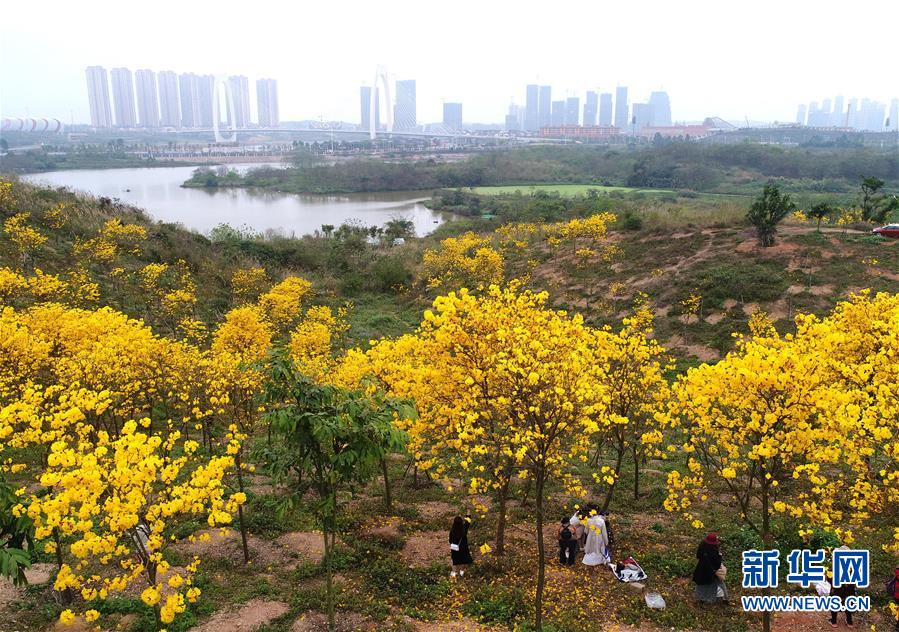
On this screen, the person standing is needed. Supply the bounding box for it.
[558,517,577,566]
[449,515,473,578]
[693,533,728,603]
[582,512,610,567]
[829,545,856,628]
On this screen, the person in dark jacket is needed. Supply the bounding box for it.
[449,515,473,578]
[828,545,856,627]
[693,533,728,603]
[558,517,577,565]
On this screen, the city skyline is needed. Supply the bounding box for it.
[78,66,279,129]
[4,1,897,126]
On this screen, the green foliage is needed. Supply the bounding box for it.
[746,183,796,247]
[686,262,788,308]
[362,556,450,604]
[462,584,529,626]
[640,550,695,578]
[370,256,412,292]
[0,480,33,586]
[619,210,644,231]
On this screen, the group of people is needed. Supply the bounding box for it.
[694,535,899,630]
[451,514,899,630]
[557,505,614,567]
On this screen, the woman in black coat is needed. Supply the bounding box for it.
[449,515,473,577]
[693,533,728,603]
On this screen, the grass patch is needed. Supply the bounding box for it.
[468,184,673,196]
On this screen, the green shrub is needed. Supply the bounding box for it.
[370,256,412,292]
[462,584,528,626]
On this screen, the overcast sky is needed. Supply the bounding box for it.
[2,0,897,126]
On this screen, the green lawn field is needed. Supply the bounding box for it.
[467,183,674,196]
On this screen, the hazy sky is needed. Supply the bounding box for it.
[2,0,898,126]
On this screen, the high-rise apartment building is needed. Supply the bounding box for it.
[524,84,539,131]
[832,96,844,127]
[598,93,613,126]
[110,67,137,128]
[256,78,279,127]
[796,104,807,125]
[538,85,552,129]
[360,86,380,131]
[157,71,180,128]
[583,91,598,126]
[614,86,629,130]
[85,66,113,128]
[196,75,215,128]
[134,69,159,128]
[394,79,417,130]
[648,91,672,127]
[229,76,251,128]
[443,102,463,129]
[550,100,565,126]
[179,74,200,128]
[565,97,580,126]
[889,99,899,132]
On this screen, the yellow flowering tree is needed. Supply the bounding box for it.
[421,232,504,290]
[26,419,240,628]
[592,295,672,508]
[3,212,47,271]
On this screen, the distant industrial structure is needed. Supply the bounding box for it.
[83,66,279,131]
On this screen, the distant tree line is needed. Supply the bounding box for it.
[181,143,899,195]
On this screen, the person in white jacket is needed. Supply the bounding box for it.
[581,513,610,566]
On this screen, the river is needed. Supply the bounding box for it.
[22,164,448,237]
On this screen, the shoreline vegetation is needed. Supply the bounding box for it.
[0,151,216,174]
[180,143,899,200]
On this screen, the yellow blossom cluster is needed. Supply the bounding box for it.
[422,232,505,290]
[665,292,899,553]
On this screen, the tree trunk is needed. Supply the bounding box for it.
[323,528,335,632]
[534,468,547,632]
[601,437,626,511]
[380,456,392,512]
[53,529,73,605]
[632,444,640,500]
[494,478,511,555]
[520,476,532,507]
[235,451,250,564]
[761,481,772,632]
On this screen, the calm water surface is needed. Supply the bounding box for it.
[23,164,448,237]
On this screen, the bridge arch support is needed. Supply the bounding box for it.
[213,75,237,143]
[369,65,393,140]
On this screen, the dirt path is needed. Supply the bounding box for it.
[190,598,288,632]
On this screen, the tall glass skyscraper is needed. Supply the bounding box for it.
[583,91,598,126]
[648,91,672,127]
[524,84,539,131]
[614,86,629,130]
[394,80,417,130]
[538,85,552,129]
[598,93,613,126]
